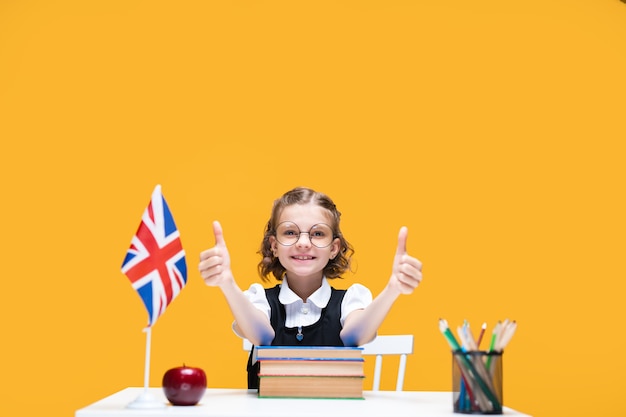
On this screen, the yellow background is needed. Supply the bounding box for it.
[1,1,624,416]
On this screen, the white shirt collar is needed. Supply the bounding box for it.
[279,276,332,309]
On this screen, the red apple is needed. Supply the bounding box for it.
[162,364,207,406]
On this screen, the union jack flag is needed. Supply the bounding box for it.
[121,185,187,328]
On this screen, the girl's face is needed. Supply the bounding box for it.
[269,202,340,282]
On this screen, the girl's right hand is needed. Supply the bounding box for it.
[199,221,233,287]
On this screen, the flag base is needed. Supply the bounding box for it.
[126,390,166,409]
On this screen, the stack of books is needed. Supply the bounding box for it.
[253,345,365,399]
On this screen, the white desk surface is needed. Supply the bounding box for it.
[75,387,532,417]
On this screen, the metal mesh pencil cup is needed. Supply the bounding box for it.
[452,350,503,414]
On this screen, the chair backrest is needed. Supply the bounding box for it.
[242,334,414,391]
[360,334,414,391]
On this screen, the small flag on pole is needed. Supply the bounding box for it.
[121,185,187,328]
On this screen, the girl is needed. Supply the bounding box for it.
[198,187,423,388]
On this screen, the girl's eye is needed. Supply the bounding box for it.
[278,224,299,237]
[310,224,332,237]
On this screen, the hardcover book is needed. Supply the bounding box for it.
[252,345,363,363]
[258,375,365,399]
[258,358,364,377]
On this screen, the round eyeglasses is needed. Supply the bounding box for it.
[274,222,336,248]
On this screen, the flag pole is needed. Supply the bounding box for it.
[143,326,152,390]
[127,326,165,409]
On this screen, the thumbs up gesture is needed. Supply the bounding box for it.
[199,221,234,287]
[390,227,423,295]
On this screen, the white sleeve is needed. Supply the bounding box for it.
[231,283,271,338]
[340,283,373,327]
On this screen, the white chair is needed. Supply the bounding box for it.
[360,334,414,391]
[243,334,414,391]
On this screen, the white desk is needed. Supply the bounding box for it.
[75,387,531,417]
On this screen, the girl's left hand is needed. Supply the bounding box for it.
[390,227,422,294]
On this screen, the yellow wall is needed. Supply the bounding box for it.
[1,1,624,416]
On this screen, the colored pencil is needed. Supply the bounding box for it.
[476,322,487,349]
[496,320,517,352]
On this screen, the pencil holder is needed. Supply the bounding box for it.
[452,350,503,414]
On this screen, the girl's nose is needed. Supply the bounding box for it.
[296,232,312,247]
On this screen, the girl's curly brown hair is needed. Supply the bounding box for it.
[257,187,354,282]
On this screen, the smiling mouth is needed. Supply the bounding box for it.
[292,255,315,260]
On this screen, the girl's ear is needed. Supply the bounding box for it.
[269,235,277,254]
[330,238,341,259]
